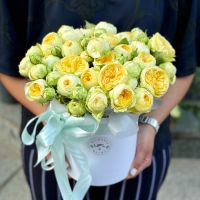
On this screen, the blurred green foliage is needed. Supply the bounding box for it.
[179,67,200,129]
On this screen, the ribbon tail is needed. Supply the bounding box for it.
[65,141,92,200]
[72,169,92,200]
[34,139,51,167]
[21,110,51,145]
[51,135,74,200]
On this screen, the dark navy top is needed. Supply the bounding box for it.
[0,0,200,151]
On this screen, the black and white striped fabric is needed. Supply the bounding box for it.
[21,144,170,200]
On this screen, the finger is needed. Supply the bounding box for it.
[45,153,51,161]
[128,156,152,179]
[129,150,146,177]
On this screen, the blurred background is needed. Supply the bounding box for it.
[0,68,200,200]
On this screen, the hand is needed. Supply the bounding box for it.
[126,124,156,179]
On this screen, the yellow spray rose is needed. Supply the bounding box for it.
[25,79,46,101]
[87,38,110,58]
[71,56,90,76]
[140,66,169,98]
[109,84,136,112]
[55,56,76,74]
[62,40,83,57]
[86,86,108,121]
[41,32,62,57]
[131,41,150,55]
[133,52,156,69]
[100,33,119,48]
[57,74,81,97]
[129,87,153,114]
[98,63,128,91]
[148,33,175,63]
[81,68,99,90]
[55,56,89,76]
[93,52,115,66]
[114,44,133,60]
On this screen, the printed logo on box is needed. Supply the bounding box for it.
[88,137,111,155]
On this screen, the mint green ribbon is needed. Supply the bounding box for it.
[21,104,99,200]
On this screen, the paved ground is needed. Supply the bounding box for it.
[0,100,200,200]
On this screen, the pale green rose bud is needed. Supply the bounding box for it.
[159,62,177,84]
[80,37,91,49]
[46,71,62,86]
[124,61,141,79]
[26,44,43,57]
[43,55,60,72]
[39,87,56,104]
[57,74,81,97]
[128,79,138,90]
[131,28,149,44]
[18,57,34,77]
[29,55,43,65]
[80,51,93,62]
[131,41,150,55]
[69,85,88,101]
[61,29,84,42]
[57,25,74,36]
[67,100,86,117]
[114,53,127,64]
[28,64,47,80]
[80,28,94,37]
[116,32,132,44]
[170,76,176,85]
[51,46,62,57]
[94,28,107,37]
[25,79,46,102]
[87,38,110,58]
[148,33,175,63]
[95,21,117,34]
[133,52,156,69]
[62,40,83,57]
[109,83,136,112]
[100,33,120,48]
[26,45,43,64]
[114,44,133,61]
[86,86,108,121]
[41,32,62,57]
[128,87,153,114]
[170,105,181,119]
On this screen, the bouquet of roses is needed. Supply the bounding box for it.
[19,21,176,200]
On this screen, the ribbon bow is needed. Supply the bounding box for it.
[22,103,99,200]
